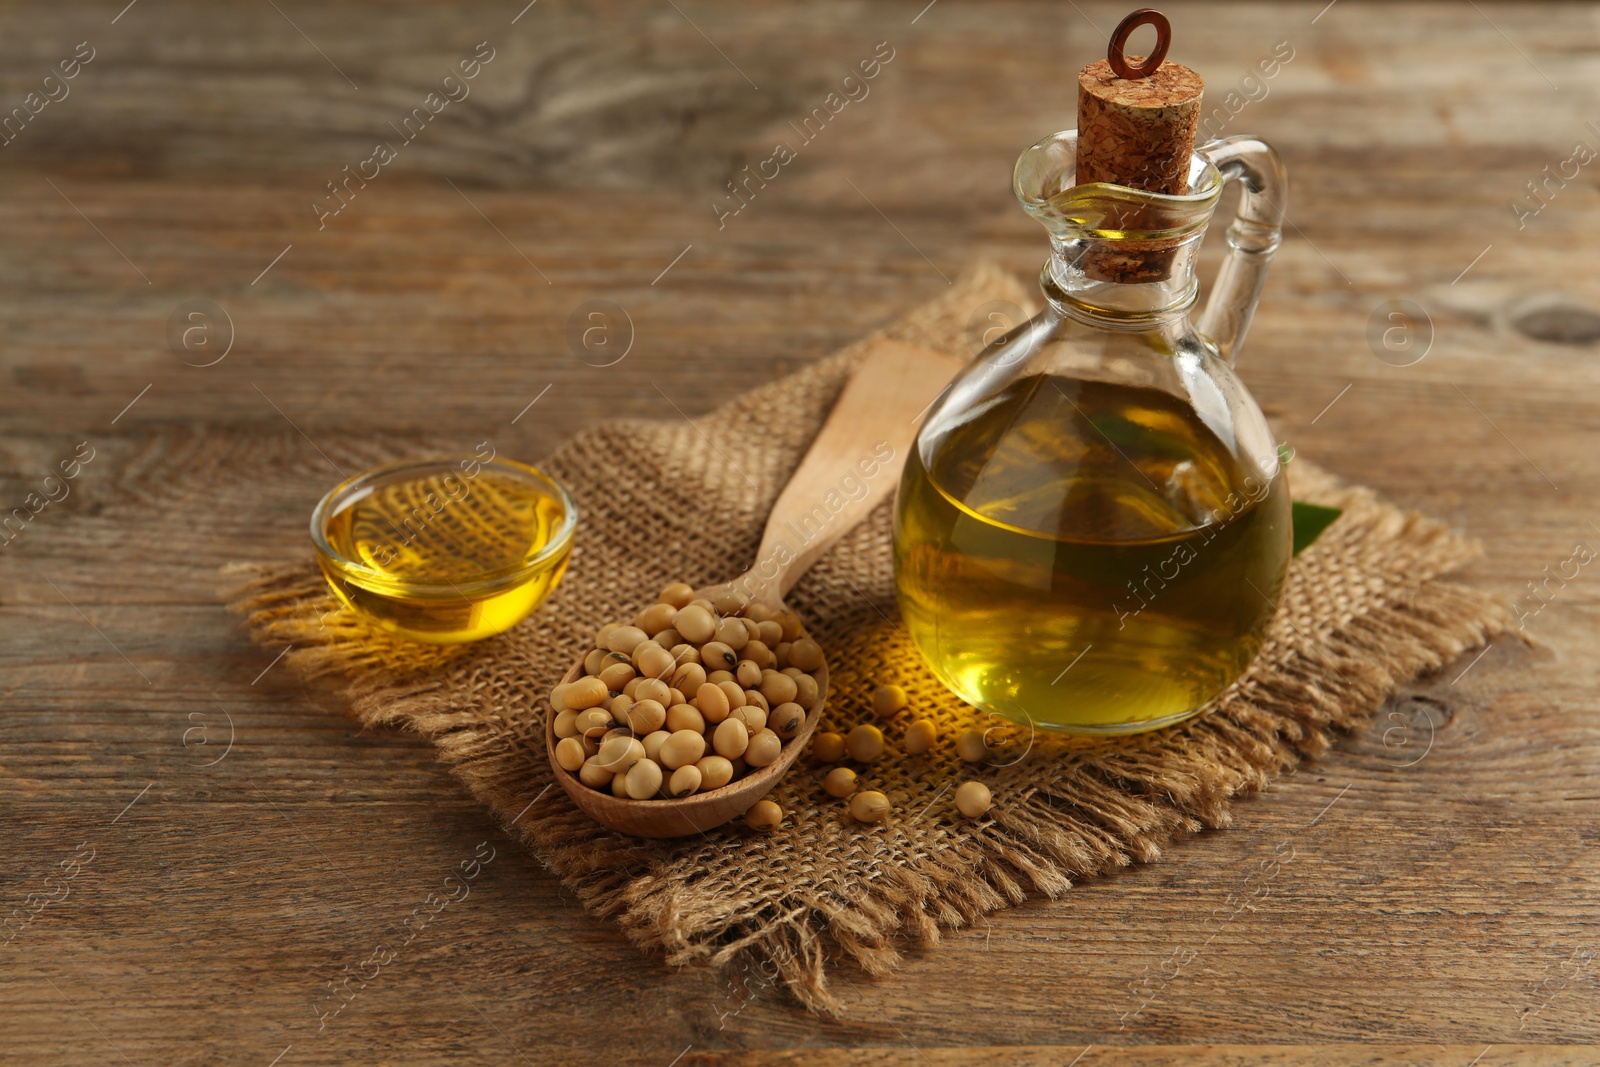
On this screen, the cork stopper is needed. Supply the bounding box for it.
[1072,10,1204,282]
[1077,58,1203,194]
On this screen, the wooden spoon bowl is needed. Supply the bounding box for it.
[544,340,962,838]
[545,589,827,839]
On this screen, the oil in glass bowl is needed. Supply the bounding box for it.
[312,456,575,644]
[894,374,1290,734]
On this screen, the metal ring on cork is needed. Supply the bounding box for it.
[1107,8,1171,80]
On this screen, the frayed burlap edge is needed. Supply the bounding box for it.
[222,264,1511,1014]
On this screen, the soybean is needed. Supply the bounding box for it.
[872,684,907,719]
[904,719,937,755]
[674,604,716,644]
[956,729,990,763]
[773,610,803,642]
[555,736,587,772]
[564,676,609,711]
[715,680,747,710]
[823,766,858,798]
[574,708,612,738]
[954,781,992,817]
[635,643,676,681]
[637,601,678,636]
[715,617,749,650]
[659,729,706,770]
[759,670,798,707]
[713,718,749,759]
[695,682,731,724]
[642,729,670,763]
[696,755,735,790]
[624,758,665,800]
[744,729,782,768]
[849,790,890,823]
[793,674,819,708]
[771,702,806,739]
[599,662,636,692]
[711,589,746,616]
[671,662,708,694]
[578,759,613,789]
[635,678,671,706]
[666,703,706,734]
[627,699,667,736]
[606,626,649,655]
[731,704,767,734]
[669,764,703,798]
[846,724,885,762]
[788,638,824,672]
[812,732,846,762]
[659,582,695,609]
[593,736,644,774]
[745,799,783,832]
[701,641,739,672]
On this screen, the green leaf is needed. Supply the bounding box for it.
[1291,501,1341,556]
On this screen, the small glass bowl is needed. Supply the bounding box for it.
[310,457,576,645]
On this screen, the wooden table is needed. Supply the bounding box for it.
[2,1,1596,1062]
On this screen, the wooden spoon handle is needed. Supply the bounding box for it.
[751,338,963,599]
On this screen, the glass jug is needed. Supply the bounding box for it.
[893,130,1291,735]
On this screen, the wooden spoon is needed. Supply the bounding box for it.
[546,338,963,838]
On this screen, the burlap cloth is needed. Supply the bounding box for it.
[224,263,1509,1013]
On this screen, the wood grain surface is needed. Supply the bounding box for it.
[1,2,1596,1064]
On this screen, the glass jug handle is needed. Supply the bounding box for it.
[1195,136,1287,366]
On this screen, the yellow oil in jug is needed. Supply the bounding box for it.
[894,373,1290,733]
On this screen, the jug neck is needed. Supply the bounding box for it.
[1015,128,1225,334]
[1039,233,1204,331]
